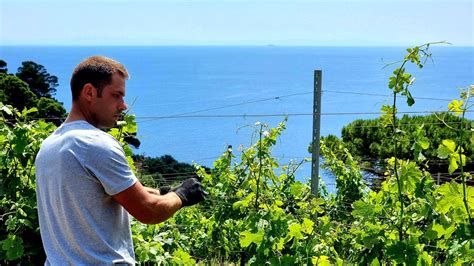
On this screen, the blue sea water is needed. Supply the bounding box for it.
[1,46,473,191]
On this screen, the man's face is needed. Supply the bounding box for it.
[91,73,128,129]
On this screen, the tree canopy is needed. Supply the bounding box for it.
[133,154,209,187]
[0,74,38,112]
[0,60,7,74]
[0,60,66,125]
[330,113,474,173]
[16,61,58,98]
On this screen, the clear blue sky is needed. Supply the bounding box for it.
[1,0,472,46]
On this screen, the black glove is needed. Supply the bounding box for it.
[159,186,171,195]
[172,178,207,207]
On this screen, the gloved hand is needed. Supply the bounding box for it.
[159,186,171,195]
[172,178,207,207]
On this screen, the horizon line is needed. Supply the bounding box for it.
[1,43,472,48]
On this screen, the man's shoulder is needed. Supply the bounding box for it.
[53,121,120,150]
[61,121,115,139]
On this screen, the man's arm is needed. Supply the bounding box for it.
[113,181,182,224]
[144,187,161,196]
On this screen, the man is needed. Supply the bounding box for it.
[35,56,206,265]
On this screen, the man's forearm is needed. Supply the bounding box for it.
[145,186,172,196]
[145,187,161,196]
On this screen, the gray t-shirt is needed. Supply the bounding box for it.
[35,120,138,265]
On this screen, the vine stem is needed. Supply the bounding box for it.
[118,123,124,141]
[459,98,473,225]
[392,91,405,242]
[255,124,263,211]
[388,42,434,242]
[7,142,19,201]
[389,42,441,258]
[0,210,17,220]
[391,56,410,243]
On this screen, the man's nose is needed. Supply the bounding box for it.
[119,101,128,112]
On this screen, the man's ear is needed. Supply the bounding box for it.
[81,83,96,102]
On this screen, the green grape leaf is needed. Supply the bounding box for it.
[352,200,375,218]
[418,251,433,265]
[388,76,397,89]
[12,128,29,155]
[402,72,411,82]
[380,105,396,127]
[123,114,138,133]
[448,157,458,174]
[272,237,285,251]
[418,137,430,150]
[442,139,456,152]
[288,223,304,240]
[404,89,415,106]
[1,104,13,116]
[171,248,196,265]
[436,182,465,215]
[232,193,254,210]
[18,208,27,218]
[416,152,426,162]
[431,223,446,238]
[290,182,305,197]
[301,218,314,235]
[386,241,417,264]
[312,256,331,266]
[370,258,381,266]
[362,235,379,248]
[240,230,264,248]
[437,146,451,159]
[460,154,467,166]
[108,128,120,137]
[448,99,464,116]
[399,161,422,193]
[424,228,438,240]
[437,139,456,159]
[21,107,38,117]
[381,104,394,115]
[1,235,24,260]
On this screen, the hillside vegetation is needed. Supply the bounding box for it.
[1,44,473,264]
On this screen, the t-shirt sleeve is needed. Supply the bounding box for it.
[84,134,137,195]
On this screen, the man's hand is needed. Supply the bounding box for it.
[159,186,171,195]
[172,178,207,207]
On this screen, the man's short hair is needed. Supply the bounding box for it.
[70,56,129,101]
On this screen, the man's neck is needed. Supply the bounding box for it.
[65,103,93,126]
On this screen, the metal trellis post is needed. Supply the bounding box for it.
[311,70,322,196]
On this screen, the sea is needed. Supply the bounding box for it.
[1,46,473,192]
